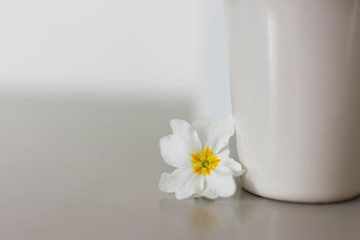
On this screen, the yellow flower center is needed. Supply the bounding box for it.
[191,147,220,176]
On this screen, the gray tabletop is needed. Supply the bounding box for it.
[0,95,359,240]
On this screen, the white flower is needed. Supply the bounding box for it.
[159,115,245,200]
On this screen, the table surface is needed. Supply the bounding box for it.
[0,95,359,240]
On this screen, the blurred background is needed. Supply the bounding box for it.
[0,2,233,237]
[0,0,231,119]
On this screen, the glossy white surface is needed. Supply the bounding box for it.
[1,95,360,239]
[225,0,360,202]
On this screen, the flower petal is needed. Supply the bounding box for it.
[159,168,192,193]
[192,115,234,154]
[217,148,245,177]
[160,119,201,168]
[159,168,205,200]
[200,167,237,199]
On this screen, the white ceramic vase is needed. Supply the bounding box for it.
[224,0,360,203]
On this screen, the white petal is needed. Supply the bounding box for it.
[160,119,201,168]
[217,148,245,177]
[159,168,205,200]
[200,167,237,199]
[175,172,205,200]
[159,168,193,193]
[192,115,234,154]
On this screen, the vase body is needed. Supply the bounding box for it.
[224,0,360,203]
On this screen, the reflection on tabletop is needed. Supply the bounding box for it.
[0,94,359,240]
[159,189,360,240]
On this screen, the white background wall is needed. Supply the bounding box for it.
[0,0,231,119]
